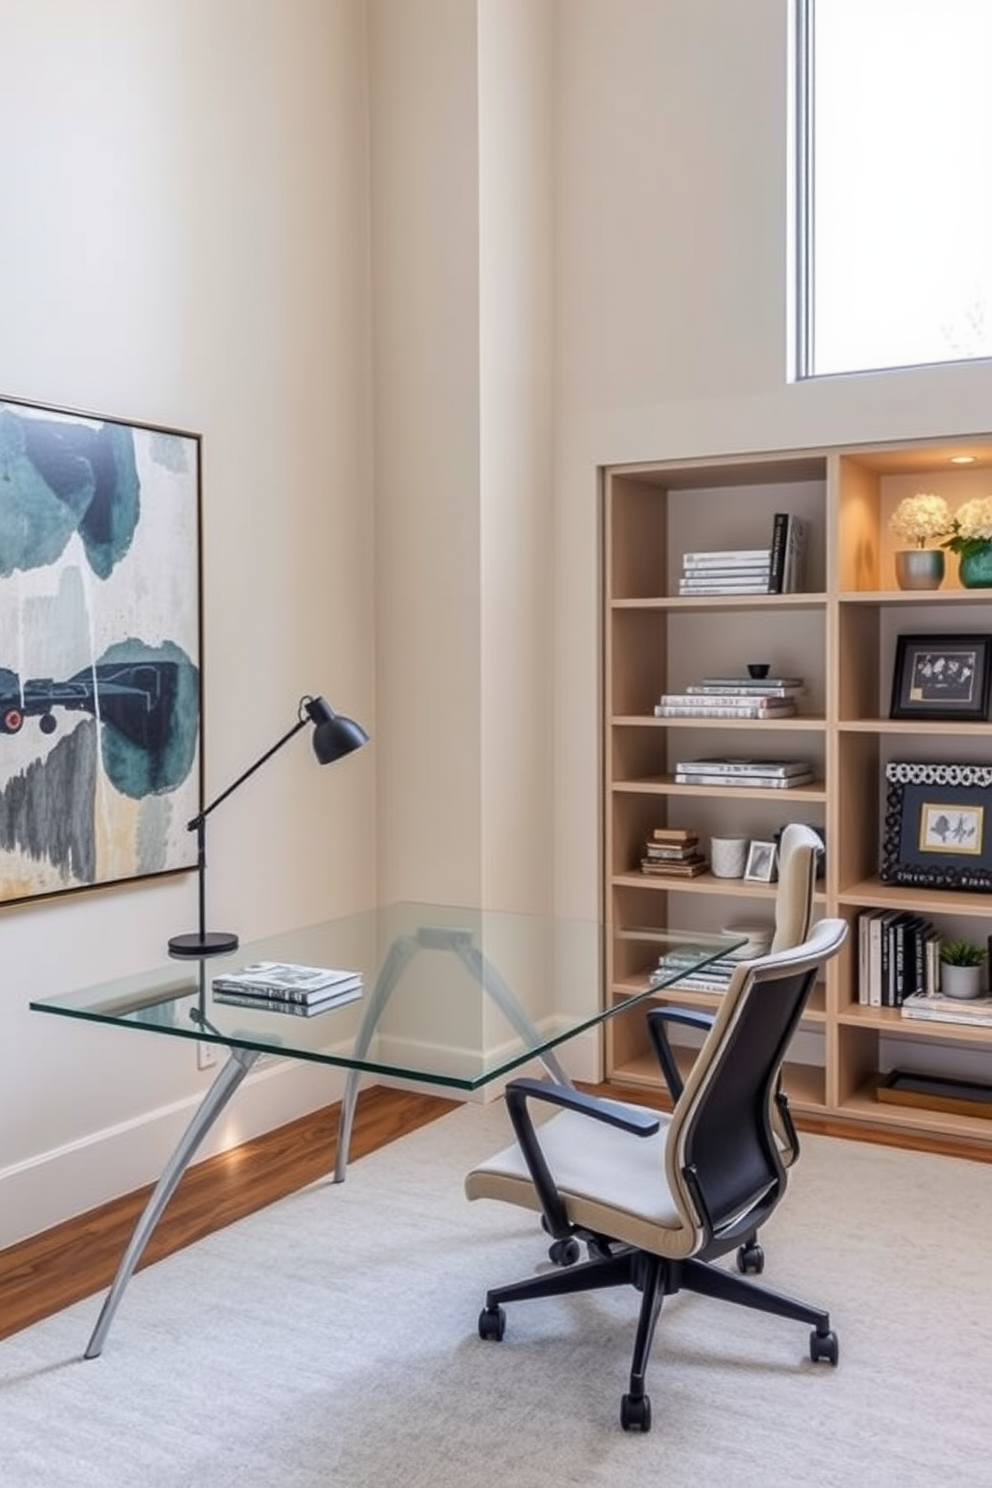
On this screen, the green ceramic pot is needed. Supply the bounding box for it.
[958,544,992,589]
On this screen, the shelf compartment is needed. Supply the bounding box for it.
[840,1079,992,1148]
[839,875,992,915]
[838,1003,992,1044]
[613,774,826,802]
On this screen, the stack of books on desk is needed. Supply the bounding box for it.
[673,758,815,789]
[677,547,772,596]
[212,962,363,1016]
[639,826,708,878]
[654,676,804,720]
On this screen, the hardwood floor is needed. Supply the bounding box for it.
[3,1079,990,1343]
[0,1084,458,1342]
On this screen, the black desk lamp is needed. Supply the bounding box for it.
[168,694,369,959]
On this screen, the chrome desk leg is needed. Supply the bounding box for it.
[332,926,570,1183]
[84,1045,259,1359]
[332,936,419,1183]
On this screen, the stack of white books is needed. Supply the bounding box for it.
[677,547,772,596]
[900,991,992,1026]
[672,757,815,789]
[654,676,805,722]
[212,961,363,1016]
[651,952,739,994]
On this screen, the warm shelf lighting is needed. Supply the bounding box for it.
[949,455,977,464]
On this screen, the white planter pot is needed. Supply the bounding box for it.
[940,963,985,999]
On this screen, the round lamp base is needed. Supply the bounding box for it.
[168,930,240,959]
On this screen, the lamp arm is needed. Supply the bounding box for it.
[186,716,308,831]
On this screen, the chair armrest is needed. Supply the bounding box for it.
[503,1079,659,1239]
[645,1007,715,1102]
[506,1077,660,1135]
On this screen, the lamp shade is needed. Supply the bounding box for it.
[305,696,369,763]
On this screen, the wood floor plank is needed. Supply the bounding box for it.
[3,1078,989,1343]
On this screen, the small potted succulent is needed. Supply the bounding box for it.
[939,938,987,999]
[888,493,951,590]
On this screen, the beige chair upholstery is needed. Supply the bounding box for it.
[770,821,822,953]
[466,918,848,1433]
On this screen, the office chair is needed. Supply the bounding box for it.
[646,820,822,1275]
[465,916,847,1433]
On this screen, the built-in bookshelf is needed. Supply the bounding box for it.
[602,438,992,1153]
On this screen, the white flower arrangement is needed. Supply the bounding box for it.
[946,496,992,547]
[888,493,952,549]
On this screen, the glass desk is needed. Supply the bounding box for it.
[30,902,742,1357]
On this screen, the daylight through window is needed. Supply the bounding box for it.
[797,0,992,378]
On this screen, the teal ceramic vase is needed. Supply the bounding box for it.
[958,544,992,589]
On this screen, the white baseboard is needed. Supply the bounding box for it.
[1,1026,596,1251]
[0,1057,349,1250]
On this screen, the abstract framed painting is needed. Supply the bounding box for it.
[0,395,202,905]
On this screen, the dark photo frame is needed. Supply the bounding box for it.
[880,762,992,893]
[889,633,992,722]
[0,395,202,906]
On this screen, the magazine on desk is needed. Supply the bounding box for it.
[211,961,364,1006]
[212,984,363,1016]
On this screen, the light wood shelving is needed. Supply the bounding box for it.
[602,436,992,1154]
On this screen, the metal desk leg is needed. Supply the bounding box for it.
[332,937,419,1183]
[332,926,571,1182]
[84,1045,259,1359]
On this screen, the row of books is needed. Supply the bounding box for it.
[676,513,807,596]
[211,961,364,1017]
[639,826,708,878]
[672,756,815,790]
[856,911,939,1008]
[653,675,805,721]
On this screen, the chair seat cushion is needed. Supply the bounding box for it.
[465,1103,698,1258]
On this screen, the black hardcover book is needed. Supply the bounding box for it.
[768,512,789,593]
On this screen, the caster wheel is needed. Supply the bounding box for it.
[810,1329,839,1365]
[39,713,57,735]
[620,1392,652,1432]
[478,1305,506,1341]
[549,1237,581,1267]
[737,1241,764,1275]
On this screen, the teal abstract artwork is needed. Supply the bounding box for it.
[0,398,201,902]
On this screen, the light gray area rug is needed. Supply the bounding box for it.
[2,1101,991,1488]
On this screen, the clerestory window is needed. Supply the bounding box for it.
[795,0,992,378]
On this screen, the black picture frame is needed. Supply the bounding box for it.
[880,762,992,893]
[889,632,992,722]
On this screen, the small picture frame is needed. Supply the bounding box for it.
[889,633,992,722]
[880,762,992,893]
[743,839,778,883]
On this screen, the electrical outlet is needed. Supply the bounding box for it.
[197,1040,219,1071]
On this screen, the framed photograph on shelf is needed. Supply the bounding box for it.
[880,762,992,893]
[743,839,778,883]
[889,632,992,722]
[0,395,203,906]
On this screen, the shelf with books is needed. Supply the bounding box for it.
[603,432,992,1158]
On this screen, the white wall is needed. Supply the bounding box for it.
[6,0,992,1249]
[367,0,555,912]
[0,0,377,1245]
[551,0,992,919]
